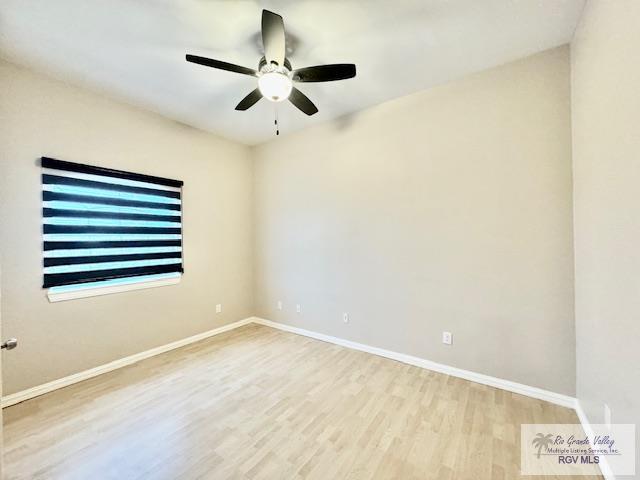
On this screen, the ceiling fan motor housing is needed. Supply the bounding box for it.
[259,56,292,72]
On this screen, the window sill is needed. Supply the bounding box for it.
[47,273,181,302]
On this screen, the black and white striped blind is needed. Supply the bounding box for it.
[42,157,184,288]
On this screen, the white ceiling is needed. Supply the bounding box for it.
[0,0,585,145]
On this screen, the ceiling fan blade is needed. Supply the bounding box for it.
[289,87,318,116]
[293,64,356,83]
[261,10,286,66]
[235,89,263,111]
[185,54,257,77]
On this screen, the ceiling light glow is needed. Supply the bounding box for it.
[258,71,292,102]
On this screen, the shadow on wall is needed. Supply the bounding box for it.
[331,110,361,131]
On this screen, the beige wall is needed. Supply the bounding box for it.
[0,61,253,395]
[253,46,576,395]
[0,45,581,399]
[571,0,640,437]
[1,3,636,436]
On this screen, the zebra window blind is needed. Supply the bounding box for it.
[42,157,184,289]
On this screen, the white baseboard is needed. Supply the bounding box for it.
[575,401,615,480]
[1,317,253,408]
[0,315,577,411]
[256,318,612,478]
[2,316,577,411]
[252,317,577,409]
[3,315,606,478]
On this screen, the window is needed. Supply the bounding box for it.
[42,157,183,301]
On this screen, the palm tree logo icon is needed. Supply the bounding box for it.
[532,433,554,459]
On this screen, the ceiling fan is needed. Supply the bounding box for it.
[186,9,356,116]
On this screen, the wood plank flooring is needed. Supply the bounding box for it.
[3,324,601,480]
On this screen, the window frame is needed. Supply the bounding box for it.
[41,157,184,302]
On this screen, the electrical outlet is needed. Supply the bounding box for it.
[215,304,222,314]
[442,331,452,345]
[343,313,349,323]
[604,404,612,430]
[277,300,282,310]
[296,304,301,313]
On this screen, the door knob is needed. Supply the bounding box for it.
[1,338,18,350]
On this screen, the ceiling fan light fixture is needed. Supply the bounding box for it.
[258,71,292,102]
[186,9,356,116]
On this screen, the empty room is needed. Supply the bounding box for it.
[0,1,638,479]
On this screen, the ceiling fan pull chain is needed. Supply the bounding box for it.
[275,106,280,136]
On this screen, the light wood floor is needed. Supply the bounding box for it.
[4,324,601,480]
